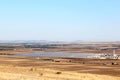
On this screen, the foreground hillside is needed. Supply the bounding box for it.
[0,57,119,80]
[0,65,119,80]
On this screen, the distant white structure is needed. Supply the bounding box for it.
[93,53,119,59]
[91,47,120,59]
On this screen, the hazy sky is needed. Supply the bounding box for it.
[0,0,120,41]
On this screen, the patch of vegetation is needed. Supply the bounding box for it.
[39,73,43,76]
[29,67,37,71]
[56,72,62,74]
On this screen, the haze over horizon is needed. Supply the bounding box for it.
[0,0,120,42]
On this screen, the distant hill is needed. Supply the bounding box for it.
[74,40,83,42]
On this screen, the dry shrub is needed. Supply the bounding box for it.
[29,67,37,71]
[39,73,43,76]
[56,72,62,74]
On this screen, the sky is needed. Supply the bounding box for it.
[0,0,120,42]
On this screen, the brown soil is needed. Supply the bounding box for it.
[0,56,119,80]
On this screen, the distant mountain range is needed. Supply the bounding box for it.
[0,40,84,43]
[0,40,51,43]
[74,40,83,42]
[1,40,119,43]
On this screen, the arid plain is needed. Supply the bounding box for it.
[0,42,120,80]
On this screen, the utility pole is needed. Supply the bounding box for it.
[113,49,116,56]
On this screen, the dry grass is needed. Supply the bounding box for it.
[0,65,119,80]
